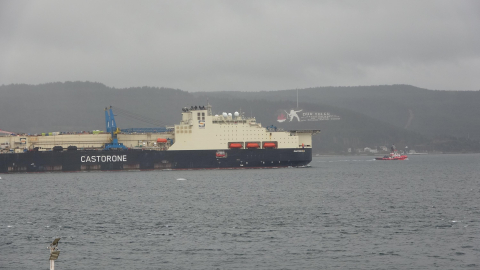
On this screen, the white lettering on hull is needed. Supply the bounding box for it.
[81,155,127,163]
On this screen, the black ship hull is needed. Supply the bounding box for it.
[0,148,312,173]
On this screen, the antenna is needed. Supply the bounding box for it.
[296,89,298,108]
[206,100,212,116]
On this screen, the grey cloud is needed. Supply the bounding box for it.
[1,0,479,91]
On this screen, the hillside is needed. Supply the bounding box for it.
[1,82,479,153]
[194,85,480,140]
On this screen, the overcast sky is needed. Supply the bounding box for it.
[1,0,479,91]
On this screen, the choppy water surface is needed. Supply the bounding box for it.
[1,154,479,269]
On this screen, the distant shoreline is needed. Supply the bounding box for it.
[314,152,480,157]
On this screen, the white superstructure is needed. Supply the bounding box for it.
[1,104,319,153]
[169,104,316,151]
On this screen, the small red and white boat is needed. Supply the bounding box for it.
[375,152,408,160]
[375,145,408,160]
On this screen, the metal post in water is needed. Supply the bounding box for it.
[48,238,61,270]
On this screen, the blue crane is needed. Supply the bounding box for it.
[104,106,127,150]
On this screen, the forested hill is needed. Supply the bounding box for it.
[194,85,480,141]
[0,82,194,133]
[1,82,479,153]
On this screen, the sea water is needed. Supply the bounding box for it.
[1,154,479,269]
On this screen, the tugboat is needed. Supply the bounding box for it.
[375,145,408,160]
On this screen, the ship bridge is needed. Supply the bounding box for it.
[169,104,319,151]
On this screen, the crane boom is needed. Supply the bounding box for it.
[104,106,127,150]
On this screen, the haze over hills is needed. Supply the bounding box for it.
[1,82,479,153]
[194,85,480,140]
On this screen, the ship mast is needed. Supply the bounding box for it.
[296,89,298,108]
[207,102,212,116]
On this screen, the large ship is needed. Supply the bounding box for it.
[0,104,320,173]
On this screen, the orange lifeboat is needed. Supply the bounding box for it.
[246,142,260,148]
[157,138,167,143]
[229,143,242,149]
[263,142,276,148]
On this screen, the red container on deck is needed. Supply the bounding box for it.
[246,143,260,148]
[263,142,276,148]
[229,143,242,148]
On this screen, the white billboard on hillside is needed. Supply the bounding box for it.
[277,109,340,123]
